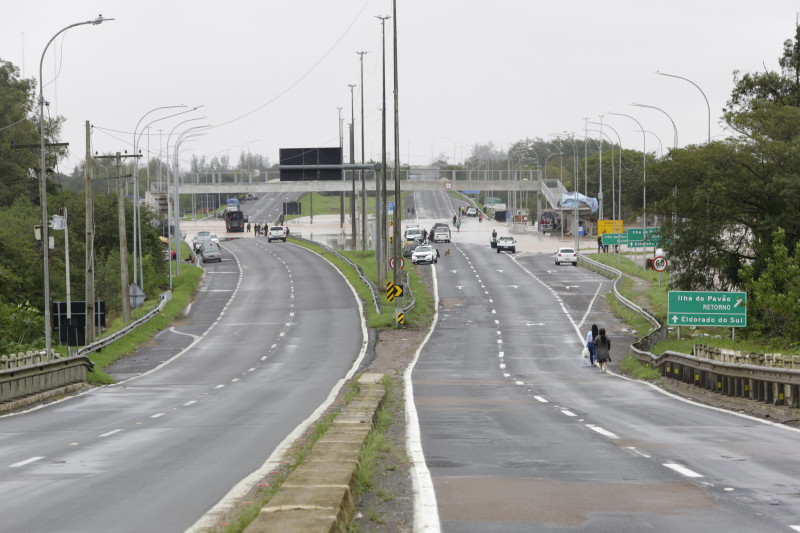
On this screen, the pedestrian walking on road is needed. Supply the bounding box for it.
[254,223,260,235]
[595,327,612,372]
[586,324,598,367]
[597,235,603,253]
[247,223,251,233]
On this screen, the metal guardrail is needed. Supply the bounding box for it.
[402,270,415,314]
[76,291,172,357]
[578,255,800,408]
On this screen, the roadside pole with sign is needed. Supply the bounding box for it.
[653,255,667,287]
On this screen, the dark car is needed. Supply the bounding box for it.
[403,240,422,258]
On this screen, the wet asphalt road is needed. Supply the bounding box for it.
[410,192,800,532]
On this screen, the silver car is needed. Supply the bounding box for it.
[201,244,222,263]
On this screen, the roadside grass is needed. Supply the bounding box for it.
[620,353,662,380]
[353,375,394,496]
[85,258,203,385]
[284,191,412,222]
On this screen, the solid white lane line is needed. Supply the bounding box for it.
[663,463,704,478]
[10,457,44,468]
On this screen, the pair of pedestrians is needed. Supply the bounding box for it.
[585,323,612,372]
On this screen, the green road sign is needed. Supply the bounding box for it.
[626,227,661,247]
[667,291,747,327]
[602,233,628,246]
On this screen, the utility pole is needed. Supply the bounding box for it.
[97,151,139,322]
[357,51,368,251]
[84,121,95,344]
[115,153,130,322]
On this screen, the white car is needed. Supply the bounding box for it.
[496,236,516,253]
[412,244,438,264]
[209,233,219,245]
[555,247,578,266]
[268,226,287,242]
[405,227,422,242]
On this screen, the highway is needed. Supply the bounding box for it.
[408,191,800,532]
[0,233,365,532]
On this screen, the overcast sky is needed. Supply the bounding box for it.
[2,1,798,173]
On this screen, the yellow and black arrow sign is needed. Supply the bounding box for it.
[386,282,404,302]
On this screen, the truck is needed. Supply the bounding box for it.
[225,197,246,232]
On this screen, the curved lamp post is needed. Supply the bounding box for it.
[608,111,647,269]
[656,71,710,144]
[131,105,190,294]
[165,118,207,287]
[39,15,113,355]
[632,102,678,149]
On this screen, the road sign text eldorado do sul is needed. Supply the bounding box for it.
[667,291,746,327]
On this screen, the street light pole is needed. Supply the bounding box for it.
[357,51,368,251]
[392,0,401,288]
[132,105,190,294]
[377,15,391,293]
[656,71,710,144]
[608,111,647,269]
[165,117,206,284]
[38,14,112,356]
[348,83,357,246]
[337,106,344,229]
[632,102,678,149]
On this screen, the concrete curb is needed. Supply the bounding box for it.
[244,373,386,532]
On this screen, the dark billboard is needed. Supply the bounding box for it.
[279,147,343,181]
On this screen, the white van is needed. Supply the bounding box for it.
[433,226,451,243]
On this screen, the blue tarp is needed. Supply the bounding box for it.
[558,192,598,213]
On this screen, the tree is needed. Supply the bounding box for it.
[650,20,800,295]
[740,228,800,341]
[0,58,40,207]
